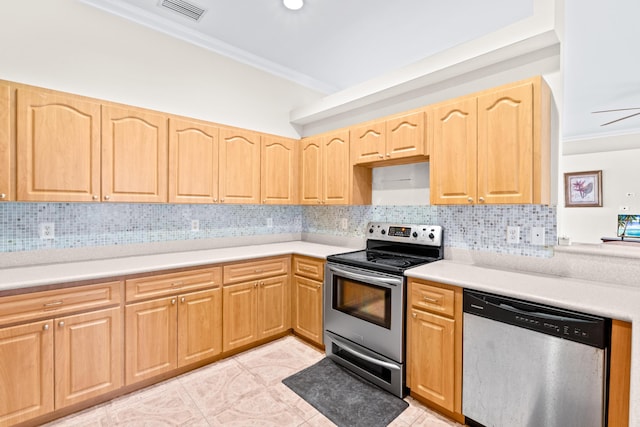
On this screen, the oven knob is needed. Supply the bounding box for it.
[369,228,374,234]
[412,232,418,238]
[381,229,386,235]
[429,232,435,240]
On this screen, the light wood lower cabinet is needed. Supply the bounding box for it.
[292,256,324,346]
[407,279,463,421]
[0,306,121,427]
[124,266,222,385]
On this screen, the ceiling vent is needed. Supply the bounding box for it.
[159,0,206,22]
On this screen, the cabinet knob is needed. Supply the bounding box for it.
[386,153,390,157]
[467,197,473,203]
[58,321,65,327]
[412,312,417,318]
[378,154,384,159]
[0,193,6,199]
[479,197,485,203]
[213,198,218,202]
[181,297,185,303]
[43,324,50,331]
[316,284,320,289]
[263,199,266,203]
[220,198,225,203]
[104,195,111,201]
[171,298,176,305]
[92,194,99,201]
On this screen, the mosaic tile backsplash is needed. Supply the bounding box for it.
[0,203,556,257]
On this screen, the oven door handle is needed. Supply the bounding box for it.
[329,333,401,371]
[328,265,401,287]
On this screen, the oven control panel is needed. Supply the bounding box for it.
[367,222,443,246]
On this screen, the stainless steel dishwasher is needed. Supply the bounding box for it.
[462,289,610,427]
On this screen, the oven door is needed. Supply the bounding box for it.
[324,262,405,363]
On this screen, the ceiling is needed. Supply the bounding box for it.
[81,0,640,141]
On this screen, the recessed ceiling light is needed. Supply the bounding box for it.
[283,0,304,11]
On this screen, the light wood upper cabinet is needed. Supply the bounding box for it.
[54,307,122,409]
[101,105,168,203]
[0,83,10,201]
[168,117,219,204]
[300,131,350,205]
[431,97,478,205]
[431,76,550,205]
[351,120,386,164]
[16,88,101,202]
[0,320,54,426]
[351,110,428,165]
[261,135,298,204]
[219,128,261,204]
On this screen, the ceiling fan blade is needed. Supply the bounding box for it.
[592,107,640,113]
[600,111,640,126]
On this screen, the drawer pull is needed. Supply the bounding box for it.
[172,282,183,287]
[43,300,63,307]
[254,269,264,273]
[300,266,314,271]
[423,296,439,303]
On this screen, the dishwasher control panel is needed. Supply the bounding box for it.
[464,289,609,349]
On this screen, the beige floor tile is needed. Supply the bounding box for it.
[43,403,111,426]
[302,413,337,427]
[209,387,305,426]
[268,382,319,421]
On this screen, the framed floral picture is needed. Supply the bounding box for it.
[564,170,602,207]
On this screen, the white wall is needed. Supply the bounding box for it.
[0,0,323,138]
[559,133,640,243]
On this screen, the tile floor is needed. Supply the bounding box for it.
[45,336,463,426]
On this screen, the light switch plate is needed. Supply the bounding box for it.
[531,227,545,245]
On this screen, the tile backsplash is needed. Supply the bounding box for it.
[0,203,556,257]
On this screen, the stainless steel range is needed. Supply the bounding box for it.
[324,222,444,397]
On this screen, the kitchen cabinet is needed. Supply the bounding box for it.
[407,279,463,423]
[168,117,220,204]
[0,83,11,201]
[125,267,222,385]
[219,128,261,204]
[261,135,298,204]
[292,255,324,346]
[430,76,550,205]
[351,109,428,165]
[16,88,102,202]
[0,281,122,426]
[101,105,168,203]
[299,130,350,205]
[222,257,290,352]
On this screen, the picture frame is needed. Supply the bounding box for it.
[617,215,640,238]
[564,170,602,207]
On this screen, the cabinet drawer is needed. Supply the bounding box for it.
[410,280,455,318]
[126,267,221,303]
[223,256,289,285]
[0,281,122,327]
[293,256,324,281]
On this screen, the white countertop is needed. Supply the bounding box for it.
[0,241,352,292]
[408,260,640,426]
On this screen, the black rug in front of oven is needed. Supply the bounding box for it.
[282,358,409,427]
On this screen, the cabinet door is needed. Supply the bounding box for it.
[125,297,177,385]
[219,128,260,204]
[177,288,222,367]
[386,110,426,160]
[409,309,455,412]
[322,131,350,205]
[0,320,53,426]
[0,83,10,201]
[101,105,168,203]
[257,275,289,339]
[351,120,385,164]
[54,307,122,408]
[261,135,298,204]
[16,89,101,202]
[222,282,258,352]
[293,276,323,345]
[477,81,534,204]
[431,97,477,205]
[299,137,322,205]
[168,118,219,204]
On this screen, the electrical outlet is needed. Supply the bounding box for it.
[531,227,546,245]
[39,222,55,240]
[191,219,199,232]
[266,218,273,228]
[506,226,520,244]
[341,218,348,230]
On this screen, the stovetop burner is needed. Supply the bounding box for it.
[326,222,444,274]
